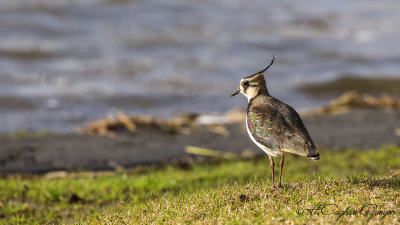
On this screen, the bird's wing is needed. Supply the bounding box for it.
[247,104,291,153]
[248,102,314,156]
[276,101,317,154]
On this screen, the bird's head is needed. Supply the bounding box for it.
[231,56,275,101]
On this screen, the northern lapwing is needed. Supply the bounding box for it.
[231,56,320,190]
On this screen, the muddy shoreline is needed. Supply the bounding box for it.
[1,108,399,174]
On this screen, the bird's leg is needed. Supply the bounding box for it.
[269,156,276,190]
[278,155,284,188]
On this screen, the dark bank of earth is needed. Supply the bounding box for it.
[0,109,399,174]
[298,76,400,96]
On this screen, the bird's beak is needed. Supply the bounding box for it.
[231,88,240,97]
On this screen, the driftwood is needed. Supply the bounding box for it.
[77,111,231,137]
[305,91,400,116]
[77,112,198,136]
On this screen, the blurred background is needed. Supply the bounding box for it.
[0,0,400,132]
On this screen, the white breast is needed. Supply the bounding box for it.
[246,115,281,157]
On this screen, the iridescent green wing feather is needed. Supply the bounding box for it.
[247,105,291,153]
[275,99,317,155]
[248,100,314,156]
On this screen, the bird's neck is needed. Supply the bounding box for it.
[247,87,270,102]
[259,86,270,96]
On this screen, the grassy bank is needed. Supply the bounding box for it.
[1,146,400,224]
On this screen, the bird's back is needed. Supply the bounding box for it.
[247,94,319,159]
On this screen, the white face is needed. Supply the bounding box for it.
[240,78,259,101]
[231,73,265,100]
[239,78,245,94]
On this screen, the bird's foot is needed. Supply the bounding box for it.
[270,185,277,191]
[278,184,283,188]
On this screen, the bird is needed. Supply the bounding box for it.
[230,56,320,190]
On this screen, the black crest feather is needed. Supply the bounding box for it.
[244,55,275,79]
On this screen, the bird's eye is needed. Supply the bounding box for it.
[243,81,249,86]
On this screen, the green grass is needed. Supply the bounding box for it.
[1,146,400,224]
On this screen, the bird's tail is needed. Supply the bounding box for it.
[307,147,320,160]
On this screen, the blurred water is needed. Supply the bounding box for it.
[0,0,400,132]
